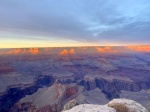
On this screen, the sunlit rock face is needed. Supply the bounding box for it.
[0,45,150,55]
[60,49,75,55]
[96,46,118,53]
[7,48,21,54]
[60,49,69,55]
[63,99,148,112]
[0,48,39,55]
[126,45,150,52]
[27,48,39,54]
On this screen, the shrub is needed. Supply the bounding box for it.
[108,103,136,112]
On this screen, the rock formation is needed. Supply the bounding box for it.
[63,99,148,112]
[63,99,78,111]
[108,99,148,112]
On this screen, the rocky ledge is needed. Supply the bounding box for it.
[63,99,148,112]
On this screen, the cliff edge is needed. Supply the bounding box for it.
[63,99,148,112]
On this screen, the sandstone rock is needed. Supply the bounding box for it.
[63,99,78,111]
[63,99,148,112]
[62,104,116,112]
[108,99,148,112]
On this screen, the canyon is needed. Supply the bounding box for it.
[0,46,150,112]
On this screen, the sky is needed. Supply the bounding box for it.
[0,0,150,48]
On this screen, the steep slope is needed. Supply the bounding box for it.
[11,82,79,112]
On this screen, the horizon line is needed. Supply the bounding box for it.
[0,44,150,49]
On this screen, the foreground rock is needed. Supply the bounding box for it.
[63,104,116,112]
[63,99,148,112]
[63,99,78,111]
[108,99,148,112]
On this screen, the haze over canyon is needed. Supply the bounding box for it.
[0,46,150,112]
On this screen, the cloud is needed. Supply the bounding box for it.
[0,0,150,45]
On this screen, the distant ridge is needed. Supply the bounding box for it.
[0,45,150,55]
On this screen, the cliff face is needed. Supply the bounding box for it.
[1,51,150,112]
[2,75,150,112]
[63,99,149,112]
[79,78,150,99]
[10,83,79,112]
[0,75,55,112]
